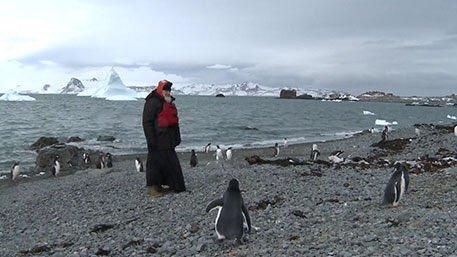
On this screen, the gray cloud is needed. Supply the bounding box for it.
[15,0,457,95]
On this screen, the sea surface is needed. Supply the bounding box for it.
[0,94,455,173]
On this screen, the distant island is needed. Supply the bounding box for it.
[279,89,457,106]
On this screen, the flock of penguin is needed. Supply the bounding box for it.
[7,124,455,242]
[8,152,116,181]
[193,136,411,242]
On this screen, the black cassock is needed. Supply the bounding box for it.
[142,90,185,192]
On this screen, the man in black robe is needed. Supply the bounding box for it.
[142,80,186,197]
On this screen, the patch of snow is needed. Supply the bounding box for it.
[375,119,398,126]
[363,110,376,115]
[0,91,36,101]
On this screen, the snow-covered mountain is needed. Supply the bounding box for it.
[171,82,279,96]
[60,78,85,94]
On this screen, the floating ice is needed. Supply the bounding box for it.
[0,91,36,101]
[363,110,375,116]
[375,119,398,126]
[447,114,457,120]
[90,69,139,101]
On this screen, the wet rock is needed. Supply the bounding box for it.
[97,135,116,142]
[291,210,307,218]
[249,195,283,211]
[245,155,313,167]
[215,93,225,97]
[371,138,413,152]
[122,238,144,250]
[90,224,116,233]
[95,246,111,256]
[67,136,84,143]
[145,245,157,253]
[31,137,59,150]
[35,144,104,171]
[19,243,51,255]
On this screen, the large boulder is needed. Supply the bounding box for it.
[31,137,59,151]
[67,136,84,143]
[280,89,297,99]
[35,144,104,171]
[97,135,116,142]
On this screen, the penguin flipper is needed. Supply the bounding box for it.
[383,181,396,205]
[206,198,223,213]
[404,172,410,192]
[241,204,252,233]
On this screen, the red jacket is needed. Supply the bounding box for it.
[158,101,179,128]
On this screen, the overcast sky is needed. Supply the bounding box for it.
[1,0,456,95]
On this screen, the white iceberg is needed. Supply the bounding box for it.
[90,69,139,101]
[363,110,375,116]
[0,91,36,101]
[375,119,398,126]
[446,114,457,120]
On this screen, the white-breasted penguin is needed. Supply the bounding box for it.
[51,155,61,177]
[206,179,252,241]
[454,125,457,136]
[205,143,212,153]
[383,164,410,206]
[11,161,20,180]
[273,143,279,157]
[135,157,144,172]
[96,154,106,169]
[190,150,198,167]
[83,153,91,164]
[283,138,288,148]
[106,153,113,168]
[216,145,223,161]
[328,150,345,164]
[415,128,421,137]
[226,147,233,161]
[310,144,320,161]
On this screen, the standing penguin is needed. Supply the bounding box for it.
[10,161,20,180]
[415,127,421,137]
[383,164,410,206]
[51,155,61,177]
[96,154,106,169]
[190,150,198,167]
[83,153,91,165]
[205,143,212,153]
[216,145,223,161]
[310,144,320,161]
[105,153,113,168]
[226,147,233,161]
[135,157,144,172]
[283,138,288,148]
[382,126,389,142]
[206,179,252,242]
[454,125,457,136]
[273,143,279,157]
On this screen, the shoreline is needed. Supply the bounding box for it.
[2,122,454,189]
[1,121,456,256]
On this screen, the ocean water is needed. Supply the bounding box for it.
[0,94,455,173]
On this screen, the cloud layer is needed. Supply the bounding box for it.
[1,0,456,95]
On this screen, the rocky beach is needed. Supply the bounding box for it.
[1,123,456,256]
